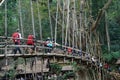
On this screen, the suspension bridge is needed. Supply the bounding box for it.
[0,0,113,80]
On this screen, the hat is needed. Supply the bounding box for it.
[47,37,50,39]
[16,28,20,32]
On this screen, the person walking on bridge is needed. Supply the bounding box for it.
[12,28,22,54]
[26,34,35,54]
[26,34,36,70]
[44,37,53,54]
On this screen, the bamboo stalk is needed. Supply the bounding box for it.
[62,0,65,46]
[54,0,59,44]
[30,0,35,37]
[105,11,110,52]
[37,0,42,40]
[48,0,53,40]
[24,58,27,80]
[65,0,70,46]
[4,0,7,36]
[18,0,24,38]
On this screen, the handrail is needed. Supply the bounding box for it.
[0,36,90,56]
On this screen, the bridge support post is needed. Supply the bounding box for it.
[98,71,102,80]
[41,57,44,80]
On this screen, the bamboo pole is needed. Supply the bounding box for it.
[65,0,70,46]
[24,58,27,80]
[30,0,35,37]
[4,0,7,37]
[79,0,84,50]
[18,0,24,37]
[37,0,42,40]
[92,69,97,80]
[62,0,65,46]
[41,57,44,80]
[72,0,75,48]
[5,40,8,80]
[97,33,102,80]
[48,0,53,40]
[4,1,8,79]
[34,57,37,80]
[105,11,110,52]
[54,0,59,44]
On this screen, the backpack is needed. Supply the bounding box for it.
[104,63,109,69]
[12,32,19,43]
[46,41,53,47]
[27,35,34,45]
[67,48,72,53]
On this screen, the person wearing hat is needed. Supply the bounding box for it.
[44,37,53,53]
[16,28,22,39]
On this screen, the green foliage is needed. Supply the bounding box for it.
[6,69,16,80]
[91,0,107,18]
[17,57,25,64]
[103,51,120,62]
[103,53,113,62]
[71,62,85,72]
[50,63,62,74]
[111,51,120,59]
[99,0,120,66]
[3,58,24,79]
[62,71,75,80]
[107,0,120,51]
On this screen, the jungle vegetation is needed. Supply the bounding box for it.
[0,0,120,78]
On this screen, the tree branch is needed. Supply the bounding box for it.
[91,0,112,32]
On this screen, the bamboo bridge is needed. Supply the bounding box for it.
[0,43,99,80]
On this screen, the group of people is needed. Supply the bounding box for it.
[12,29,116,73]
[12,29,35,54]
[12,29,54,54]
[64,47,83,56]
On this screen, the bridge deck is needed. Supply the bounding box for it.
[0,53,89,62]
[0,44,96,76]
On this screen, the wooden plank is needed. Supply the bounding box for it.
[15,66,73,75]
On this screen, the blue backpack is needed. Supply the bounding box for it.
[47,41,53,47]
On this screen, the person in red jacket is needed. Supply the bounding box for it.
[27,35,35,45]
[26,34,35,53]
[26,34,36,69]
[67,47,72,55]
[12,29,22,54]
